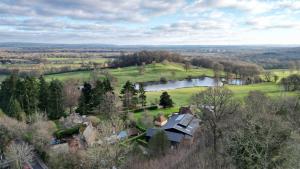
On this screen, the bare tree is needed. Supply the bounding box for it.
[138,62,146,75]
[6,142,34,169]
[184,61,191,72]
[193,87,238,168]
[63,79,80,114]
[213,62,224,82]
[99,91,122,118]
[264,71,272,82]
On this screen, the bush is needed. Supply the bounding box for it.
[160,77,168,83]
[54,125,82,139]
[87,116,101,126]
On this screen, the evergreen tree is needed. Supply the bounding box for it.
[102,78,113,92]
[76,82,93,115]
[0,74,19,115]
[120,81,138,110]
[38,76,49,113]
[159,91,173,108]
[48,80,64,119]
[7,98,23,120]
[92,80,104,110]
[16,76,38,115]
[138,83,147,107]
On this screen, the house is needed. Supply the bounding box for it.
[154,115,168,126]
[146,113,200,145]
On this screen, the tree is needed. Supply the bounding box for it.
[159,92,173,108]
[264,71,272,82]
[274,74,279,82]
[102,78,114,92]
[48,80,64,119]
[120,81,138,110]
[7,99,23,120]
[76,82,93,115]
[138,62,145,75]
[17,76,39,115]
[38,76,49,114]
[6,142,34,169]
[212,62,224,82]
[138,83,147,107]
[184,61,191,72]
[227,92,291,169]
[99,91,121,118]
[0,74,19,116]
[63,79,80,114]
[148,130,170,157]
[193,87,237,168]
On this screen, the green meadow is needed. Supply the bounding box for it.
[45,62,214,88]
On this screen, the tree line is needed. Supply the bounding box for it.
[281,74,300,91]
[0,74,65,120]
[191,57,262,83]
[110,51,184,67]
[0,74,174,121]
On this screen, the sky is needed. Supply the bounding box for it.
[0,0,300,45]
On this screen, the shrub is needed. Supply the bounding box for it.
[54,125,82,139]
[87,116,101,126]
[160,77,168,83]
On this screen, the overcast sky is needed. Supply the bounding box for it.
[0,0,300,45]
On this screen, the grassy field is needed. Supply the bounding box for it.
[145,82,295,107]
[45,62,214,88]
[266,69,300,80]
[47,57,107,64]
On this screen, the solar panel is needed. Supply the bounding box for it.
[179,115,193,127]
[175,114,185,121]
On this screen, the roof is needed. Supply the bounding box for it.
[146,128,184,143]
[162,114,200,136]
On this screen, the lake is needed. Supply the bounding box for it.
[135,77,243,92]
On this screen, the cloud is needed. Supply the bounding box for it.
[0,0,300,45]
[245,14,300,30]
[0,0,185,22]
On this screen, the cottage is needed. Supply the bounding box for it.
[146,113,200,145]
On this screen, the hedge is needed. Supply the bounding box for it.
[54,125,82,139]
[133,105,158,113]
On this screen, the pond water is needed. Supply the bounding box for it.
[135,77,243,92]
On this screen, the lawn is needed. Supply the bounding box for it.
[145,82,295,107]
[267,69,300,80]
[45,62,214,88]
[134,82,297,123]
[47,57,107,64]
